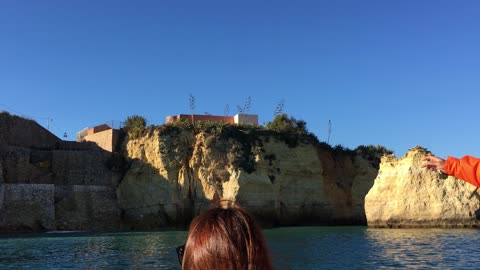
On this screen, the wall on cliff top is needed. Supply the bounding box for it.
[365,146,480,228]
[117,125,381,228]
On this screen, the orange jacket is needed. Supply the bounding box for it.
[444,156,480,188]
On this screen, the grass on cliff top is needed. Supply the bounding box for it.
[149,114,320,148]
[136,115,393,161]
[121,114,393,173]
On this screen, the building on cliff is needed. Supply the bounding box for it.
[166,113,258,126]
[76,124,120,152]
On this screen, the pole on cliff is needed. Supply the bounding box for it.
[327,120,332,144]
[189,93,195,124]
[47,116,53,130]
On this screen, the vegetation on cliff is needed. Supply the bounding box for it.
[353,145,394,169]
[123,115,147,139]
[121,114,394,173]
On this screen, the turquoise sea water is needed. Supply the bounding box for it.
[1,227,480,269]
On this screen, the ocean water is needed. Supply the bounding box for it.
[1,226,480,270]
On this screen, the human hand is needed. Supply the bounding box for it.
[421,155,446,172]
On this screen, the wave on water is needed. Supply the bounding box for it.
[45,230,85,234]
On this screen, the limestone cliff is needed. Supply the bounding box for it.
[117,125,381,228]
[365,146,480,228]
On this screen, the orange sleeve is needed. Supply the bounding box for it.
[444,156,480,188]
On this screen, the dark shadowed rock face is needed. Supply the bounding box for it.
[0,113,123,232]
[0,112,60,149]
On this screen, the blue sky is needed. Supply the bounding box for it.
[1,0,479,159]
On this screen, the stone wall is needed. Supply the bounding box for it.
[52,150,121,186]
[0,145,121,186]
[0,146,53,184]
[0,183,122,232]
[0,113,124,232]
[0,184,55,231]
[55,185,122,230]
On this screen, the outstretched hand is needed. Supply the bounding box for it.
[421,155,446,172]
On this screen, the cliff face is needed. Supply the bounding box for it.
[117,126,380,228]
[365,146,480,228]
[8,112,477,231]
[1,112,392,231]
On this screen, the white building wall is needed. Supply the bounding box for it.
[234,114,258,126]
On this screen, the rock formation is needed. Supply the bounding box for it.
[365,146,480,228]
[3,111,477,231]
[117,125,382,228]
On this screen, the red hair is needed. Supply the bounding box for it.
[182,203,273,270]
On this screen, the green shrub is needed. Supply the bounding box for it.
[123,115,147,139]
[354,144,394,169]
[170,117,194,130]
[266,114,308,134]
[355,145,393,159]
[331,144,355,156]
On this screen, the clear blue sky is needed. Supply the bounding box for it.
[1,0,479,159]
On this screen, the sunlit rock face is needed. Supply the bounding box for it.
[116,128,202,229]
[365,146,480,228]
[117,126,380,228]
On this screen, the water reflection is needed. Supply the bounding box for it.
[265,226,371,270]
[264,227,480,270]
[364,228,480,270]
[1,228,480,269]
[0,231,187,270]
[366,229,446,269]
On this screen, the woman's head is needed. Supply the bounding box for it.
[181,202,273,270]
